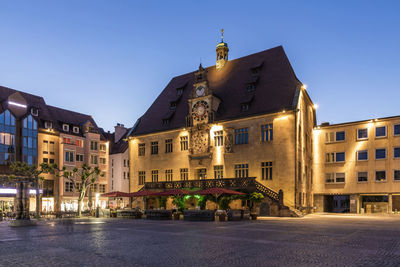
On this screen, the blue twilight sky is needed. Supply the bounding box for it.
[1,1,400,132]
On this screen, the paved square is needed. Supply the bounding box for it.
[1,214,400,266]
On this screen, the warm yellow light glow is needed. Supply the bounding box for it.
[95,193,100,208]
[210,124,223,132]
[274,115,289,121]
[374,119,378,122]
[302,84,307,90]
[314,104,319,110]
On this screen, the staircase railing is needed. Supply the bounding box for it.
[254,181,279,202]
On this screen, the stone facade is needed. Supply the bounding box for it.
[313,117,400,213]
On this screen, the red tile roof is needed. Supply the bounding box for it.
[131,46,301,136]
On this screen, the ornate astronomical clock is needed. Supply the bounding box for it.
[190,126,209,154]
[191,100,209,122]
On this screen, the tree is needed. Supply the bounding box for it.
[62,164,104,217]
[9,161,54,219]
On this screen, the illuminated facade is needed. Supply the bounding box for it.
[0,87,109,212]
[128,35,316,214]
[313,117,400,213]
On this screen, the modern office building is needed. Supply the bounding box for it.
[0,86,109,212]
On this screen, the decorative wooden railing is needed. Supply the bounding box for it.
[144,177,258,190]
[254,181,279,202]
[144,177,280,202]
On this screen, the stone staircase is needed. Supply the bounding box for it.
[254,181,303,217]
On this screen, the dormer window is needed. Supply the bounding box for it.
[73,126,79,134]
[162,119,170,125]
[170,102,177,110]
[31,107,39,116]
[247,83,256,92]
[241,103,250,111]
[44,121,53,129]
[63,124,69,132]
[176,88,184,97]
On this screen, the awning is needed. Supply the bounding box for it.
[101,191,130,198]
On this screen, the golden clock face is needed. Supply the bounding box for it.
[192,100,209,122]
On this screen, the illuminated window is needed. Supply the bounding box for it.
[375,126,386,138]
[325,173,345,184]
[357,172,368,182]
[151,141,158,155]
[43,140,49,154]
[138,143,145,156]
[151,170,158,182]
[261,124,273,142]
[65,151,74,163]
[99,144,106,152]
[90,141,98,151]
[22,115,37,165]
[261,162,272,180]
[139,171,146,185]
[375,148,386,159]
[180,168,188,180]
[235,164,249,178]
[165,139,173,153]
[357,150,368,161]
[49,141,55,155]
[76,139,84,147]
[357,128,368,140]
[235,128,249,145]
[180,136,188,151]
[375,170,386,182]
[165,169,173,181]
[214,131,223,146]
[214,165,223,179]
[63,137,73,145]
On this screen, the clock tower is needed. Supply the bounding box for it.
[216,29,229,70]
[188,63,220,157]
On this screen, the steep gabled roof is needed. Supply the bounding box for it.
[0,85,102,135]
[131,46,301,136]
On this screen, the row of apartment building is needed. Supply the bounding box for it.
[1,38,399,214]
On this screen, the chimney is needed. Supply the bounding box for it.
[114,123,127,143]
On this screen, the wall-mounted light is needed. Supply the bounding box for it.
[8,101,27,108]
[313,104,319,110]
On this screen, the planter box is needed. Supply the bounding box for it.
[227,209,242,221]
[145,210,172,220]
[117,210,143,219]
[183,210,215,221]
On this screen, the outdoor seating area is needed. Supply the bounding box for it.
[98,187,263,222]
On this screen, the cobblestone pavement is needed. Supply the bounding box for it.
[1,214,400,267]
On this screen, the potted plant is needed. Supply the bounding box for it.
[249,192,264,220]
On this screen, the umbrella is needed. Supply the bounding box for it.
[101,191,131,198]
[152,189,191,196]
[192,188,246,210]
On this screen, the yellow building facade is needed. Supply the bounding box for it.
[128,39,316,215]
[313,117,400,213]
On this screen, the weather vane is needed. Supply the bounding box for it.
[221,29,224,42]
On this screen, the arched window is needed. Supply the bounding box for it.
[0,110,16,165]
[22,115,38,165]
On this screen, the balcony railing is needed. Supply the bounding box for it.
[144,177,258,190]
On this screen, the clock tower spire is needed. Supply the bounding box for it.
[216,29,229,70]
